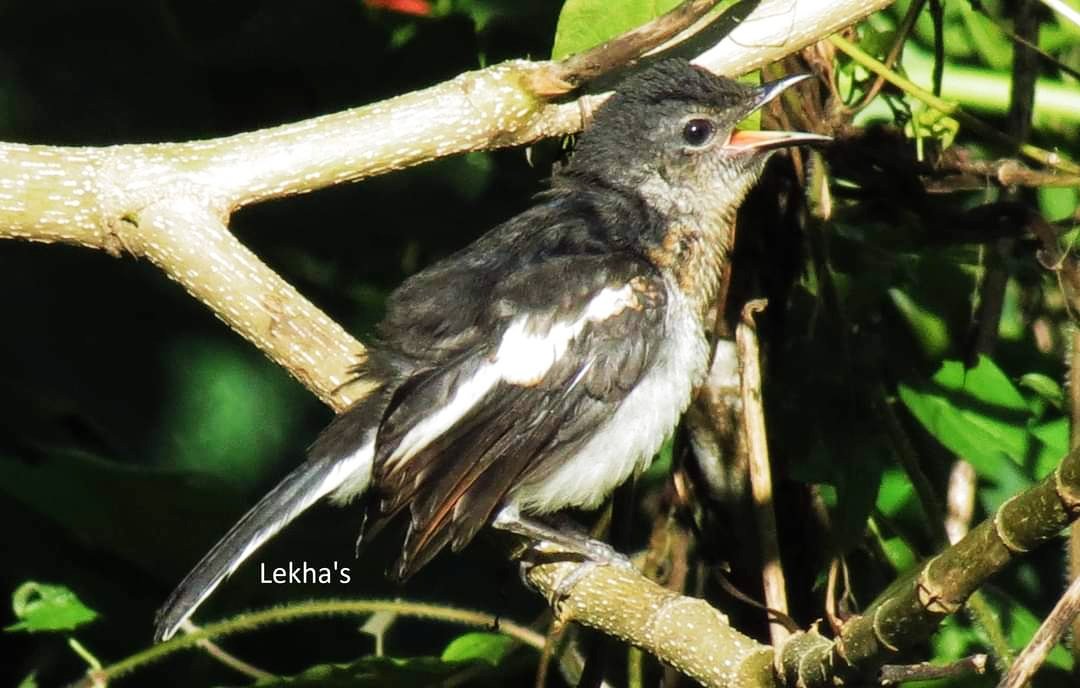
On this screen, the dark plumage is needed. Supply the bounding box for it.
[155,59,827,642]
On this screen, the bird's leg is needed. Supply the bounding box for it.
[493,506,634,606]
[493,506,633,565]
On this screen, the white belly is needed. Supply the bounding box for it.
[509,282,709,514]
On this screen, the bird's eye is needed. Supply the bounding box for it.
[682,118,716,147]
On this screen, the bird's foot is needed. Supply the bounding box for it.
[492,507,634,610]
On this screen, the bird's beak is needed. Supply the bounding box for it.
[724,73,832,154]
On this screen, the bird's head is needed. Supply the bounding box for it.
[560,59,829,225]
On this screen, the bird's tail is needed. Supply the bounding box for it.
[153,398,383,642]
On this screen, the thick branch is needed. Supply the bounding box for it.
[523,551,775,688]
[133,200,374,409]
[823,444,1080,683]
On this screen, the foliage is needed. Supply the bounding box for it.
[6,582,98,633]
[1,0,1078,686]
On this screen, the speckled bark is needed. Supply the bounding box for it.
[815,446,1080,685]
[524,556,776,687]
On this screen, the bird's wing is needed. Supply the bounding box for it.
[372,188,665,369]
[369,250,668,579]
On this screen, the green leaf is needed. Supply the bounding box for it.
[16,673,37,688]
[789,440,886,550]
[879,534,917,573]
[1019,373,1065,410]
[1039,186,1079,221]
[1031,417,1069,479]
[876,467,915,518]
[888,288,949,359]
[957,0,1012,70]
[897,357,1036,486]
[6,582,98,633]
[641,436,674,484]
[441,632,513,667]
[551,0,683,60]
[973,588,1076,673]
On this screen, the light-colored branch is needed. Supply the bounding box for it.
[737,300,790,647]
[134,200,373,409]
[523,552,775,688]
[692,0,892,75]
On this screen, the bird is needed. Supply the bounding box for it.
[154,58,829,642]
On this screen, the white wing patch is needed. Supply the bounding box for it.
[387,365,503,468]
[386,284,638,468]
[495,282,637,385]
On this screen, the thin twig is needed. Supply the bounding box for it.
[550,0,723,90]
[925,155,1080,191]
[972,2,1080,81]
[70,599,546,687]
[998,576,1080,687]
[178,619,275,681]
[825,558,844,634]
[880,654,988,684]
[848,0,926,112]
[736,299,790,647]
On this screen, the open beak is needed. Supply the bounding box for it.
[724,73,832,154]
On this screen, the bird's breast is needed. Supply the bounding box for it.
[509,279,710,514]
[646,221,734,322]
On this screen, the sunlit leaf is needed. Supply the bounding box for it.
[1031,417,1069,479]
[896,357,1061,501]
[888,288,950,359]
[441,632,513,667]
[1040,186,1080,222]
[5,582,98,633]
[1020,373,1065,410]
[551,0,683,60]
[876,467,916,518]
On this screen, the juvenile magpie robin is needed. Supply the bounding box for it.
[155,58,828,641]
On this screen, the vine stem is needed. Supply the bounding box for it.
[829,33,1080,176]
[76,599,545,686]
